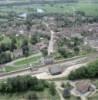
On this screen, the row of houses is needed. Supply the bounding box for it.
[13,42,47,58]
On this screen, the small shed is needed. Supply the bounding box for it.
[41,56,54,65]
[49,66,63,75]
[63,88,70,98]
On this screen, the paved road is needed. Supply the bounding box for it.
[0,53,98,80]
[48,30,54,55]
[43,22,54,55]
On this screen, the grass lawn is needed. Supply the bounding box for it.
[5,61,39,72]
[66,96,80,100]
[0,89,60,100]
[0,35,11,44]
[0,93,24,100]
[37,89,60,100]
[1,53,42,72]
[14,54,41,66]
[92,79,98,89]
[4,65,28,72]
[88,91,98,100]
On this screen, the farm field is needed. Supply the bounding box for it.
[0,2,98,16]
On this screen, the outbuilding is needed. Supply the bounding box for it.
[63,88,70,98]
[49,66,63,75]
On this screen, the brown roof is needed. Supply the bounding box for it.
[76,80,91,94]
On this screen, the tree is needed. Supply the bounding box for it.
[74,47,80,55]
[22,39,29,56]
[68,60,98,80]
[0,75,49,93]
[31,33,39,45]
[0,52,12,64]
[49,82,56,96]
[72,37,82,47]
[22,45,29,56]
[41,48,48,57]
[58,48,73,58]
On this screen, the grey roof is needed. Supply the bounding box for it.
[49,66,62,75]
[63,88,70,97]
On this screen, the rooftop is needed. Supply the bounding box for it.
[75,80,91,94]
[49,66,63,75]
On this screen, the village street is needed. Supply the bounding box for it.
[42,21,55,55]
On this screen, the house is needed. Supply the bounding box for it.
[63,88,70,98]
[75,80,92,94]
[36,42,47,50]
[13,49,23,58]
[41,56,54,65]
[49,66,63,75]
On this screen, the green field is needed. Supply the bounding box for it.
[0,35,11,44]
[0,2,98,16]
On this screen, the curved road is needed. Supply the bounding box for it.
[0,53,98,80]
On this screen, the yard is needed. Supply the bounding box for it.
[88,91,98,100]
[66,96,80,100]
[92,79,98,89]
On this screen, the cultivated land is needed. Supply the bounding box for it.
[0,3,98,16]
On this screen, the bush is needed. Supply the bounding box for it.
[49,82,56,96]
[0,75,49,93]
[68,60,98,80]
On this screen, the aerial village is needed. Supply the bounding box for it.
[0,0,98,100]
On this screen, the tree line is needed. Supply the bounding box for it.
[0,75,56,96]
[68,60,98,80]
